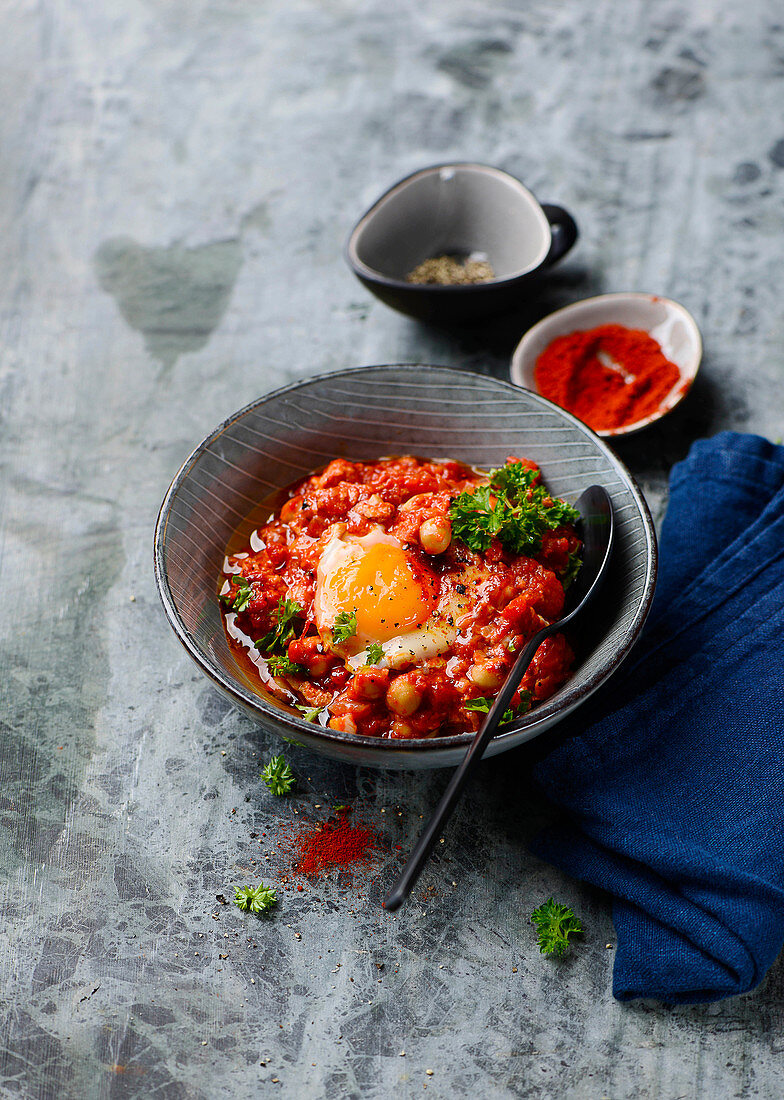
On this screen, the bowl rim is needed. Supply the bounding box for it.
[154,364,658,757]
[510,291,703,438]
[344,162,552,291]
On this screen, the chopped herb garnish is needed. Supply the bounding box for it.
[332,610,358,644]
[296,704,325,724]
[364,642,384,665]
[255,597,302,654]
[233,882,277,915]
[221,574,253,613]
[260,755,297,796]
[464,691,531,726]
[266,653,305,678]
[561,549,583,590]
[531,898,584,957]
[449,461,580,557]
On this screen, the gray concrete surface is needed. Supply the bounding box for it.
[2,1,784,1097]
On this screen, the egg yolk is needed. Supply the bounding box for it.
[325,543,437,641]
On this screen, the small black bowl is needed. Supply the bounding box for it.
[345,163,578,325]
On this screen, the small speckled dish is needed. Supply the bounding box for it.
[510,292,703,438]
[345,163,578,324]
[154,366,656,771]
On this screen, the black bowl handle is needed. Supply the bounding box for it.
[541,203,578,266]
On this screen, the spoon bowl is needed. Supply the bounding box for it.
[383,485,615,911]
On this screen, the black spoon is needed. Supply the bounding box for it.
[383,485,615,912]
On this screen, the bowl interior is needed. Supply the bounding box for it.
[510,293,703,437]
[350,166,551,283]
[155,366,656,769]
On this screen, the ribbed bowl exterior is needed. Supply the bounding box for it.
[154,366,656,770]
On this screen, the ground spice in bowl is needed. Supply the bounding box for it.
[405,254,496,285]
[534,323,681,433]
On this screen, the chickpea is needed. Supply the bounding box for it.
[419,516,452,555]
[386,675,423,717]
[468,661,504,690]
[288,636,332,678]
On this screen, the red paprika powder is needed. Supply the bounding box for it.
[534,323,681,432]
[290,808,377,878]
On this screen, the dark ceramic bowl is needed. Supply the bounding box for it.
[154,366,656,770]
[345,164,578,324]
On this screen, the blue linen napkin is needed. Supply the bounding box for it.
[531,432,784,1003]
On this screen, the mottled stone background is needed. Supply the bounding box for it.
[2,1,783,1097]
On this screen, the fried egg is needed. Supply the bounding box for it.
[314,526,478,670]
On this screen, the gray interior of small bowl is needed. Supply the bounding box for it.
[157,366,654,757]
[353,169,551,281]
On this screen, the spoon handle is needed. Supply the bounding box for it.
[383,485,613,914]
[382,629,548,912]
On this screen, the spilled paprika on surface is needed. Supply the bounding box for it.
[535,323,681,433]
[290,807,377,879]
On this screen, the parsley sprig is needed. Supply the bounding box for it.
[364,642,384,665]
[561,549,583,590]
[296,704,325,723]
[332,610,358,644]
[260,755,297,796]
[221,574,253,613]
[255,597,302,655]
[531,898,584,957]
[449,462,580,556]
[464,691,531,727]
[266,653,305,678]
[233,882,277,915]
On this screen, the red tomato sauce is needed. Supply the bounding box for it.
[219,456,580,739]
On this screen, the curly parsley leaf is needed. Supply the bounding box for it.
[364,642,384,665]
[561,549,583,590]
[448,484,505,552]
[221,574,253,613]
[449,461,580,557]
[296,704,325,724]
[266,653,305,678]
[531,898,584,957]
[464,691,531,726]
[255,597,302,654]
[233,882,277,915]
[332,610,358,644]
[260,754,297,796]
